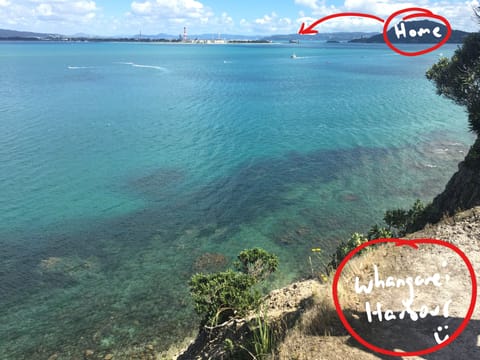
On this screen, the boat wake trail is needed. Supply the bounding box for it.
[115,62,169,72]
[67,66,94,69]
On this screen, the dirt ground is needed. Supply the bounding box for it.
[275,207,480,360]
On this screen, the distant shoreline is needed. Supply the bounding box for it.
[0,37,274,44]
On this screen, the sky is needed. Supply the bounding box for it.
[0,0,479,36]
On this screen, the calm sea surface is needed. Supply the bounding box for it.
[0,41,473,358]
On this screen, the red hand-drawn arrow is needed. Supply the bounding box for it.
[298,12,385,35]
[297,8,452,56]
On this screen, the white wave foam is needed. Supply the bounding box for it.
[115,61,168,72]
[132,64,168,71]
[446,142,462,146]
[68,66,93,69]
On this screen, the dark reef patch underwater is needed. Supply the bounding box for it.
[0,136,470,358]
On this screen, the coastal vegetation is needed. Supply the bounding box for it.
[426,33,480,135]
[185,249,279,359]
[189,248,278,327]
[183,201,426,359]
[384,199,426,236]
[418,31,480,223]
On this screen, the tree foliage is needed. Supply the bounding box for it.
[367,224,393,240]
[327,232,369,270]
[384,199,425,236]
[426,33,480,134]
[235,248,279,281]
[189,270,260,326]
[189,248,278,326]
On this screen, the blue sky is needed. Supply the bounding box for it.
[0,0,478,35]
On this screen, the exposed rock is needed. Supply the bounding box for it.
[420,137,480,226]
[177,279,322,359]
[84,349,94,357]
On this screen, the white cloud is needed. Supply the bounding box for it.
[295,0,341,16]
[343,0,428,17]
[130,0,211,20]
[255,13,274,25]
[294,0,480,32]
[295,0,321,9]
[32,1,98,22]
[131,1,151,15]
[72,1,97,13]
[220,12,233,26]
[428,0,480,32]
[36,3,53,17]
[238,12,294,33]
[126,0,215,33]
[0,0,99,32]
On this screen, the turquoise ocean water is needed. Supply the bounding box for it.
[0,41,474,358]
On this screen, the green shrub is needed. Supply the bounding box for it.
[384,199,425,236]
[189,270,260,326]
[189,248,279,327]
[383,208,408,232]
[235,248,279,281]
[327,232,368,270]
[367,224,392,240]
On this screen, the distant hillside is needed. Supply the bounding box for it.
[264,32,379,42]
[349,20,469,43]
[0,28,62,40]
[0,28,264,41]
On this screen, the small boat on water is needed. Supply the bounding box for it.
[291,53,297,59]
[289,39,299,44]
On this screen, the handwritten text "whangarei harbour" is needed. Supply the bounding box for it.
[355,264,451,323]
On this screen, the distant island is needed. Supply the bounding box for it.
[349,19,469,43]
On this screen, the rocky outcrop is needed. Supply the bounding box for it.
[177,280,322,360]
[420,137,480,226]
[176,205,480,359]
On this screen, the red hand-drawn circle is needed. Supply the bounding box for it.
[298,7,451,56]
[332,238,477,357]
[383,8,452,56]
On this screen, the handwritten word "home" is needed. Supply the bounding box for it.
[394,21,442,40]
